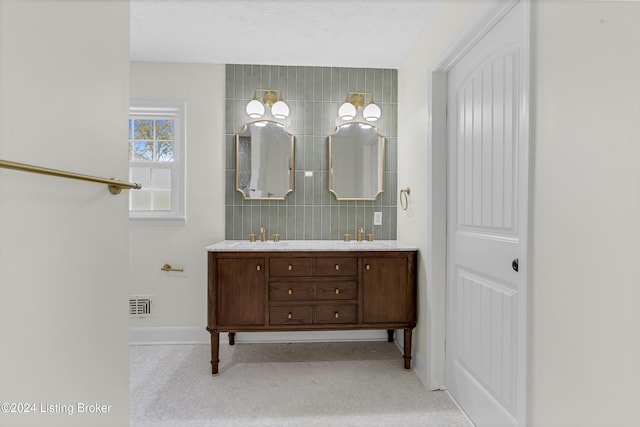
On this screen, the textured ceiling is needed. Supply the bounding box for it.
[130,0,441,68]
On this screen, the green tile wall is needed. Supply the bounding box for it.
[225,64,397,240]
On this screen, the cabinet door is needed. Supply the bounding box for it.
[217,258,265,326]
[362,256,408,323]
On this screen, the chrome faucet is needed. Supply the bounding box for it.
[260,226,267,242]
[357,226,364,242]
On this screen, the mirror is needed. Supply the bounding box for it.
[328,123,385,200]
[236,120,294,200]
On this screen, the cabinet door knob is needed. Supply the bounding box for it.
[334,312,340,319]
[256,265,261,271]
[365,264,371,271]
[335,288,340,295]
[335,264,340,271]
[288,289,293,295]
[287,313,292,320]
[288,264,293,271]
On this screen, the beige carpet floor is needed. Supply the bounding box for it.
[130,341,472,427]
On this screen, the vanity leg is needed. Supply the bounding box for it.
[403,328,413,370]
[228,332,235,345]
[387,329,395,342]
[210,331,220,375]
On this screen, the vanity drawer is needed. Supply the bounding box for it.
[316,257,357,276]
[270,282,313,301]
[316,304,357,324]
[316,281,357,300]
[270,306,313,325]
[270,258,313,277]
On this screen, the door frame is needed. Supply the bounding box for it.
[426,0,531,424]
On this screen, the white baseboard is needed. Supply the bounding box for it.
[129,327,210,345]
[129,327,388,345]
[233,330,388,343]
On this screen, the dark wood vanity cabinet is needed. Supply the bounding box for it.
[207,249,417,375]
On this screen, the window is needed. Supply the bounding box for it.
[128,101,185,223]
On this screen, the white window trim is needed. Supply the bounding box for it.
[129,100,186,225]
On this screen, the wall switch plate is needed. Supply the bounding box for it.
[374,211,382,225]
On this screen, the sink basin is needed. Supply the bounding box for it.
[338,240,380,245]
[253,241,289,247]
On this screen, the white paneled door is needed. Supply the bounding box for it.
[446,2,528,426]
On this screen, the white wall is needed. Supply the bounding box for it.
[0,1,130,426]
[398,0,494,388]
[129,62,225,341]
[530,2,640,425]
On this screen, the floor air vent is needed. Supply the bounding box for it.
[129,295,153,318]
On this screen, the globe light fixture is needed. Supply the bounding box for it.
[271,100,290,119]
[338,91,382,122]
[245,88,289,120]
[338,102,357,121]
[246,99,265,119]
[363,102,381,122]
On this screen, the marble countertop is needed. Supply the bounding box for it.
[206,240,418,252]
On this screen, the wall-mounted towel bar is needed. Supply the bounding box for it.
[0,159,142,195]
[161,264,184,272]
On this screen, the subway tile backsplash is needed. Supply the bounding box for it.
[225,64,397,241]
